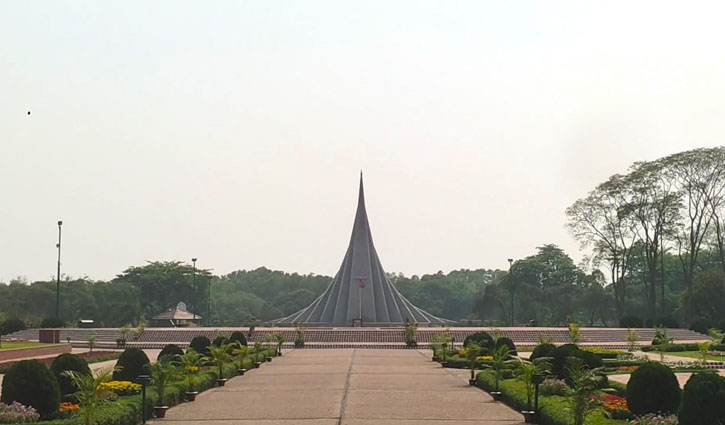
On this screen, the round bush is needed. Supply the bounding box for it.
[678,372,725,425]
[645,316,680,329]
[495,337,517,356]
[0,360,60,418]
[157,344,184,362]
[626,362,681,415]
[530,343,556,361]
[40,317,65,328]
[1,318,26,335]
[463,332,494,350]
[189,335,211,355]
[549,344,602,382]
[212,335,229,347]
[229,331,247,346]
[619,315,644,328]
[49,353,91,399]
[689,318,712,335]
[113,348,150,382]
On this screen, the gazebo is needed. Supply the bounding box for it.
[152,302,201,327]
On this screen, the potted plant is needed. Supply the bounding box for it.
[117,325,130,348]
[405,321,418,348]
[463,343,483,386]
[566,359,603,425]
[87,333,98,352]
[63,367,116,425]
[273,332,284,356]
[489,345,513,401]
[231,343,248,375]
[516,357,550,423]
[177,349,203,401]
[149,360,182,418]
[207,343,233,386]
[253,342,263,367]
[294,325,305,348]
[439,330,452,367]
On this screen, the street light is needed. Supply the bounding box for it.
[56,220,63,319]
[192,258,197,321]
[507,258,514,327]
[207,275,211,326]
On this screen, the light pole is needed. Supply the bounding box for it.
[191,258,197,322]
[507,258,514,327]
[56,220,63,319]
[207,276,211,326]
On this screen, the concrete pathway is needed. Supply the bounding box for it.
[153,349,525,425]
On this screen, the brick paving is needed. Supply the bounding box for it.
[152,349,525,425]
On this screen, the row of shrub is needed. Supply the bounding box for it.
[618,314,725,335]
[642,342,725,353]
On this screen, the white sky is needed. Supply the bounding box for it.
[2,1,725,282]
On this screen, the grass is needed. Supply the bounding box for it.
[655,351,725,361]
[0,341,50,350]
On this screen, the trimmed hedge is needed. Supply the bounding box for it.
[626,362,681,415]
[550,344,603,382]
[530,343,556,361]
[642,343,701,352]
[1,318,26,335]
[463,332,494,350]
[158,344,184,362]
[678,371,725,425]
[40,317,65,328]
[212,335,229,347]
[49,353,91,400]
[229,331,247,346]
[0,359,60,418]
[189,335,211,355]
[113,348,150,382]
[495,337,517,356]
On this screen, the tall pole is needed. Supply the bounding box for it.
[508,258,514,327]
[207,276,211,326]
[192,258,197,322]
[56,220,63,319]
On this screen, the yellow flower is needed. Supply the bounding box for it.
[477,356,493,361]
[98,380,142,395]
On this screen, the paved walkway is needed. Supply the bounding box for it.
[154,349,525,425]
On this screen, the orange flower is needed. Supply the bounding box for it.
[59,402,80,413]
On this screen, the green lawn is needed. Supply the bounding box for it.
[657,351,725,362]
[0,341,49,350]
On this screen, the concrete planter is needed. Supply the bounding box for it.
[468,379,476,386]
[153,406,169,418]
[254,362,261,368]
[491,391,502,401]
[185,391,198,401]
[217,378,228,387]
[521,411,536,423]
[266,356,273,362]
[237,368,246,376]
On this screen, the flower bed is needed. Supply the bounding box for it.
[0,401,40,424]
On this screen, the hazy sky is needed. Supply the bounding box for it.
[2,1,725,283]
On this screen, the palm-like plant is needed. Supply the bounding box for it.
[517,357,550,411]
[177,349,204,392]
[698,342,711,366]
[63,367,115,425]
[463,343,483,381]
[273,332,284,355]
[150,360,182,407]
[566,359,603,425]
[490,344,514,392]
[231,344,248,369]
[207,343,233,380]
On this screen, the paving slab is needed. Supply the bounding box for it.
[152,349,524,425]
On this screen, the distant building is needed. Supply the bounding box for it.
[152,301,201,327]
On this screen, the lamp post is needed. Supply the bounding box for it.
[56,220,63,319]
[191,258,197,322]
[207,276,211,326]
[507,258,514,327]
[135,374,152,423]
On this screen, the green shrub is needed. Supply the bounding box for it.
[49,353,91,399]
[549,344,602,382]
[40,317,65,328]
[689,318,711,335]
[189,336,211,355]
[495,337,517,356]
[212,335,229,347]
[530,343,556,361]
[229,331,247,346]
[1,318,26,335]
[113,348,150,382]
[0,359,60,418]
[463,332,494,350]
[157,344,184,362]
[678,371,725,425]
[619,315,643,328]
[626,362,681,415]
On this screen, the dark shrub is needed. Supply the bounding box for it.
[229,331,247,346]
[1,318,26,335]
[689,318,712,335]
[158,344,184,362]
[463,332,494,350]
[494,337,517,356]
[626,362,681,415]
[530,343,556,361]
[40,317,65,328]
[550,344,602,382]
[113,348,150,382]
[645,316,680,329]
[619,315,644,328]
[189,335,211,355]
[719,319,725,332]
[678,372,725,425]
[212,335,229,347]
[49,353,91,400]
[0,360,60,418]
